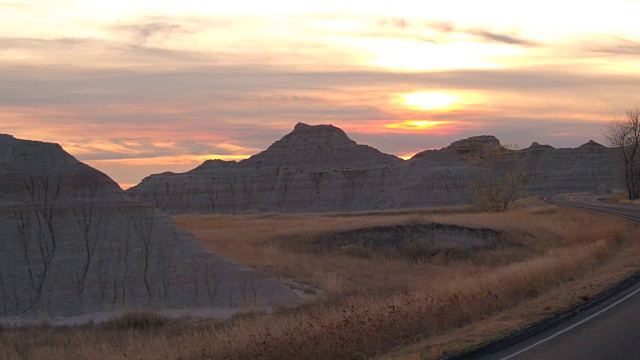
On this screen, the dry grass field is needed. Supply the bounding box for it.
[1,198,639,360]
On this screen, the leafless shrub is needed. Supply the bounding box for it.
[468,144,526,212]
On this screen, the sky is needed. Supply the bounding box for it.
[2,1,640,188]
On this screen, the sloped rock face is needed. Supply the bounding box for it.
[127,125,625,214]
[521,140,620,195]
[0,134,298,321]
[405,138,622,204]
[391,136,503,208]
[128,123,403,213]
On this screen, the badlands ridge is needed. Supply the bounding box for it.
[0,124,622,322]
[128,123,622,214]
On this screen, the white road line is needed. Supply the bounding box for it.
[498,283,640,360]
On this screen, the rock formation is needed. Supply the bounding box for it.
[128,123,403,213]
[520,139,619,195]
[523,142,555,151]
[127,124,624,214]
[0,134,299,323]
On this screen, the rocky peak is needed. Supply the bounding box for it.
[241,123,400,169]
[579,140,605,148]
[0,134,16,142]
[1,137,75,168]
[524,142,555,151]
[189,159,239,173]
[0,136,121,203]
[443,135,502,155]
[283,123,354,146]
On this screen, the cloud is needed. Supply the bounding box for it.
[113,21,189,47]
[322,16,541,47]
[425,21,539,46]
[0,35,212,68]
[2,63,638,112]
[468,29,538,46]
[0,36,93,49]
[377,17,409,30]
[63,137,258,161]
[428,21,457,34]
[588,37,640,55]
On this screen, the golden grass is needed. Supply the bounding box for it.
[1,198,638,360]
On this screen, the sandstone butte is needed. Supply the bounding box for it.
[127,123,623,214]
[0,134,300,324]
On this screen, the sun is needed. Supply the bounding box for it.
[401,92,460,111]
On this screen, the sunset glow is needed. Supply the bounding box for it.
[88,154,252,167]
[401,92,460,111]
[385,120,454,131]
[1,1,639,186]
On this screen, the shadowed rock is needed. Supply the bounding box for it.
[0,134,299,322]
[579,140,606,148]
[243,122,401,169]
[127,124,624,214]
[524,142,555,151]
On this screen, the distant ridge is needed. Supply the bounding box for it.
[127,124,623,214]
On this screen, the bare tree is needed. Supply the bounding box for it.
[604,107,640,200]
[468,144,527,212]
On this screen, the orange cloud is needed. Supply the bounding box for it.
[64,140,145,156]
[151,141,178,149]
[89,154,251,166]
[217,143,254,152]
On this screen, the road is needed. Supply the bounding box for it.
[478,193,640,360]
[543,193,640,221]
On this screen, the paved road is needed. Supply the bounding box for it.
[543,193,640,221]
[479,193,640,360]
